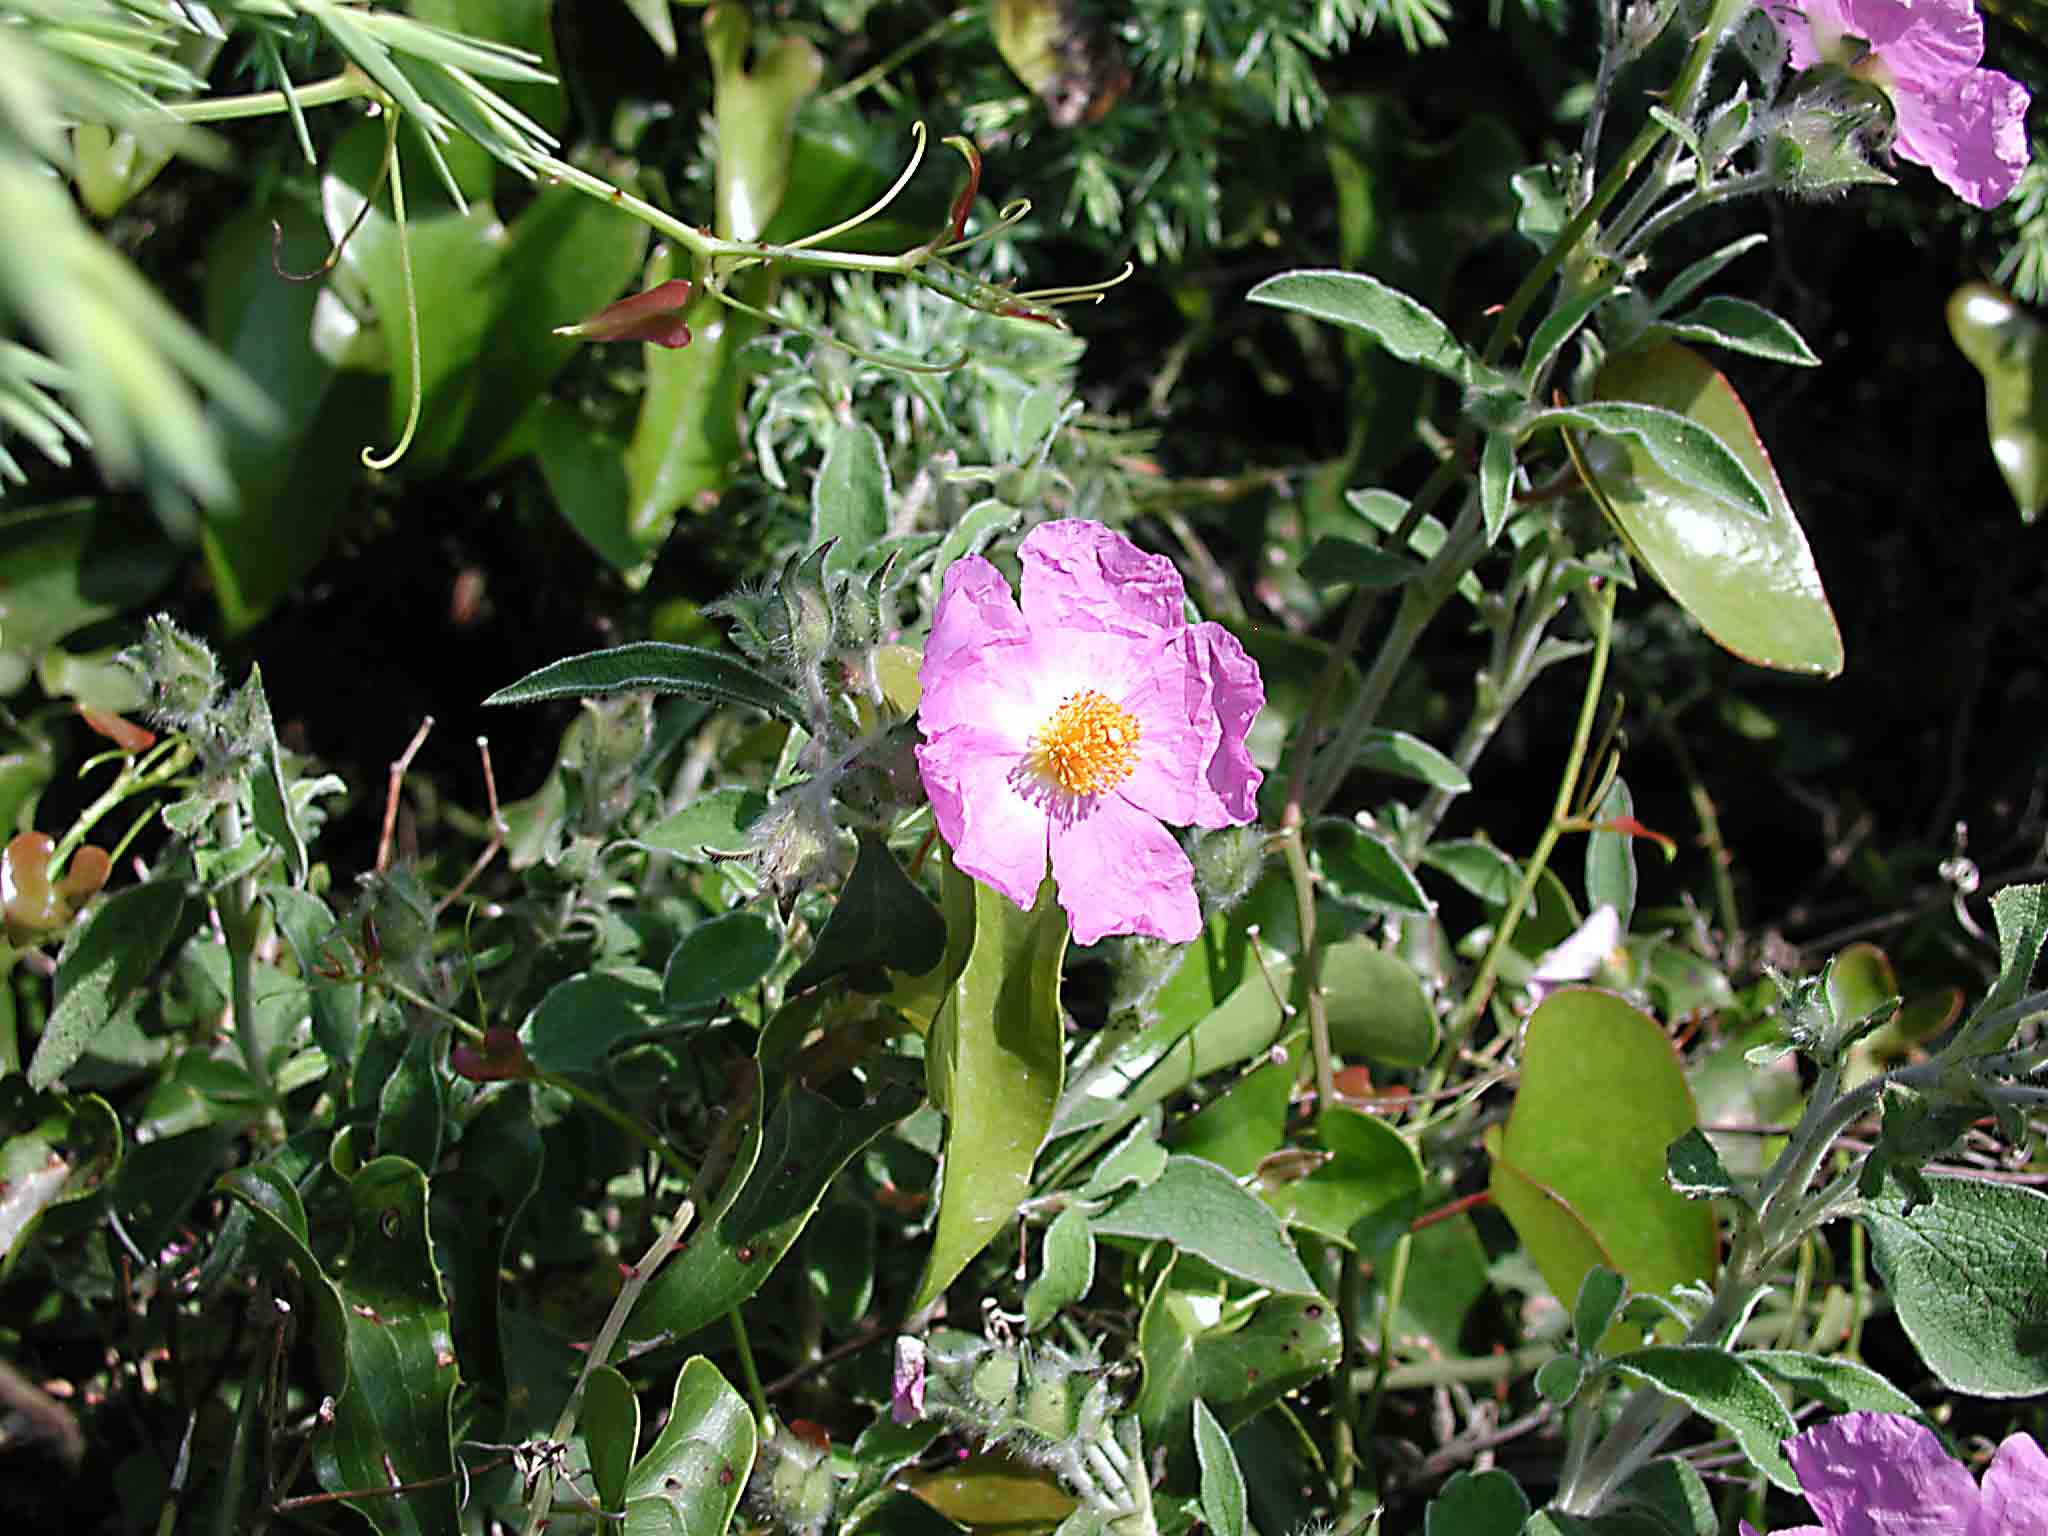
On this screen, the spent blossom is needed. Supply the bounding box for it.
[1742,1411,2048,1535]
[1767,0,2031,207]
[915,520,1263,945]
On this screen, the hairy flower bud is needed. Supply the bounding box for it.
[125,614,221,730]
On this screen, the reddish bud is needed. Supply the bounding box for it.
[554,278,696,348]
[450,1026,535,1082]
[80,709,155,753]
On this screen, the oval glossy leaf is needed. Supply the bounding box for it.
[525,968,665,1077]
[1424,1468,1530,1536]
[910,870,1069,1311]
[1862,1174,2048,1397]
[1095,1155,1316,1294]
[1490,989,1716,1313]
[1023,1206,1096,1332]
[1261,1105,1422,1253]
[1298,535,1420,591]
[663,912,781,1013]
[1420,839,1518,904]
[1247,269,1473,383]
[1946,282,2048,523]
[623,1357,757,1534]
[1321,939,1439,1067]
[484,642,806,722]
[582,1365,641,1513]
[1590,344,1843,675]
[788,830,946,993]
[638,786,770,860]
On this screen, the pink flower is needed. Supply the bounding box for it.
[1768,0,2031,208]
[1526,904,1623,1004]
[914,520,1264,945]
[1741,1412,2048,1535]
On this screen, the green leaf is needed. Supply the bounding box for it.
[1862,1174,2048,1396]
[1961,882,2048,1051]
[1262,1105,1422,1252]
[623,1357,758,1535]
[1523,276,1627,386]
[1134,1269,1339,1450]
[1192,1400,1247,1536]
[0,1084,122,1265]
[1024,1206,1096,1332]
[484,642,806,723]
[663,912,781,1012]
[1946,282,2048,523]
[1606,1347,1797,1489]
[1480,431,1515,542]
[1247,269,1475,384]
[1584,776,1638,929]
[789,831,946,993]
[814,420,891,582]
[1587,344,1842,676]
[1095,1155,1316,1294]
[1657,234,1768,316]
[910,869,1069,1311]
[638,786,769,860]
[1421,839,1519,904]
[1615,1459,1716,1536]
[524,969,665,1077]
[1649,297,1820,367]
[28,877,189,1090]
[1533,400,1769,521]
[1423,1469,1529,1536]
[805,1200,876,1332]
[1488,989,1716,1316]
[1321,940,1439,1068]
[1358,729,1469,791]
[626,1060,921,1344]
[1664,1128,1740,1203]
[1298,535,1420,591]
[227,1157,463,1534]
[1312,819,1434,917]
[1743,1350,1924,1420]
[1572,1266,1625,1352]
[535,401,645,577]
[583,1365,641,1513]
[624,277,761,553]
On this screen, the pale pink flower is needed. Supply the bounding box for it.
[1768,0,2031,208]
[1526,904,1623,1004]
[915,520,1263,945]
[1741,1411,2048,1535]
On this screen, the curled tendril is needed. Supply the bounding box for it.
[780,123,931,255]
[271,107,394,282]
[362,109,424,473]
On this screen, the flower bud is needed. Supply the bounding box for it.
[1191,825,1266,914]
[125,615,220,730]
[779,544,837,671]
[1763,75,1898,200]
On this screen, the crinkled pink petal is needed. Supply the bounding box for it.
[1974,1432,2048,1536]
[1741,1525,1826,1536]
[1892,68,2032,208]
[1788,1413,1981,1536]
[917,728,1050,912]
[922,555,1032,689]
[1119,624,1264,830]
[1049,794,1199,944]
[1836,0,1984,87]
[1019,519,1187,638]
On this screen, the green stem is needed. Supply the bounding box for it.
[0,946,17,1078]
[1283,826,1335,1112]
[1435,578,1617,1066]
[167,72,368,122]
[728,1310,773,1433]
[50,739,193,869]
[215,800,273,1102]
[1355,1232,1411,1492]
[541,1071,696,1185]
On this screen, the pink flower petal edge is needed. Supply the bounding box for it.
[1742,1412,2048,1535]
[915,520,1264,945]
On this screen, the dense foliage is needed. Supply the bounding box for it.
[4,1,2048,1534]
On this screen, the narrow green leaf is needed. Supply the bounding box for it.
[1247,269,1474,383]
[484,641,806,722]
[1095,1155,1316,1294]
[1743,1350,1924,1419]
[1192,1400,1247,1536]
[1533,400,1770,520]
[1312,819,1434,917]
[1607,1347,1797,1489]
[1657,234,1768,316]
[1358,728,1470,791]
[1862,1174,2048,1396]
[1651,297,1820,367]
[626,1060,921,1344]
[582,1365,641,1513]
[1523,277,1627,385]
[910,869,1069,1311]
[28,878,189,1090]
[1584,776,1637,929]
[1298,535,1419,591]
[1480,430,1514,543]
[1573,1267,1626,1352]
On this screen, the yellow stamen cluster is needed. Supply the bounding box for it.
[1030,689,1142,796]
